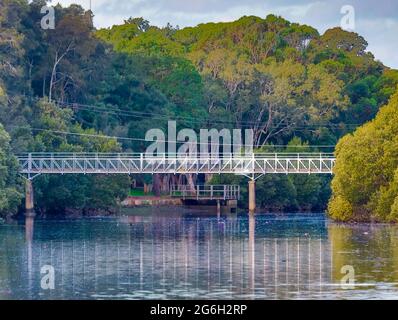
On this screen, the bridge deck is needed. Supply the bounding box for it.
[17,153,335,176]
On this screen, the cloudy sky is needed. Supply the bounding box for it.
[54,0,398,68]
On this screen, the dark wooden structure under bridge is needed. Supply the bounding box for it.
[170,185,240,214]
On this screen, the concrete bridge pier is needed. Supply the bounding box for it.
[248,180,256,213]
[25,179,35,217]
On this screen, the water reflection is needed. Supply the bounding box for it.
[0,212,398,299]
[248,213,255,295]
[25,217,34,266]
[329,224,398,285]
[25,217,34,299]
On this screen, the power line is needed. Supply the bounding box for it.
[3,92,338,147]
[59,100,363,129]
[4,91,365,129]
[8,125,336,148]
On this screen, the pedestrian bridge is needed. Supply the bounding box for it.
[18,152,336,215]
[17,152,335,176]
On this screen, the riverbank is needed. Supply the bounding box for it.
[121,196,182,207]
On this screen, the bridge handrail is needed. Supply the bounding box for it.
[170,185,240,190]
[16,152,336,159]
[17,153,335,175]
[170,184,241,200]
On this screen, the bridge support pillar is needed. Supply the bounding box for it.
[217,200,221,218]
[248,180,256,213]
[25,179,35,217]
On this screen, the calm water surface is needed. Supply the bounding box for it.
[1,209,398,300]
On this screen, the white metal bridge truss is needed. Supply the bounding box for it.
[18,153,335,179]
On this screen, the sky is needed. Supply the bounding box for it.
[53,0,398,69]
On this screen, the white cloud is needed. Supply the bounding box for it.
[357,18,398,69]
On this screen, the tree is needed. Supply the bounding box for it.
[125,17,150,33]
[0,123,22,218]
[245,61,346,147]
[286,137,323,211]
[28,99,131,215]
[0,0,26,85]
[329,88,398,222]
[26,4,101,103]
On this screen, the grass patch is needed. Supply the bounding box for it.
[129,189,155,197]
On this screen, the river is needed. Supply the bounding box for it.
[1,209,398,300]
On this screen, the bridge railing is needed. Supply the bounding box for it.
[170,185,240,200]
[17,152,336,175]
[16,152,335,159]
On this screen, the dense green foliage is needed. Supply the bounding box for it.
[0,1,130,215]
[97,17,398,145]
[96,13,398,212]
[329,88,398,222]
[1,1,398,215]
[0,124,22,217]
